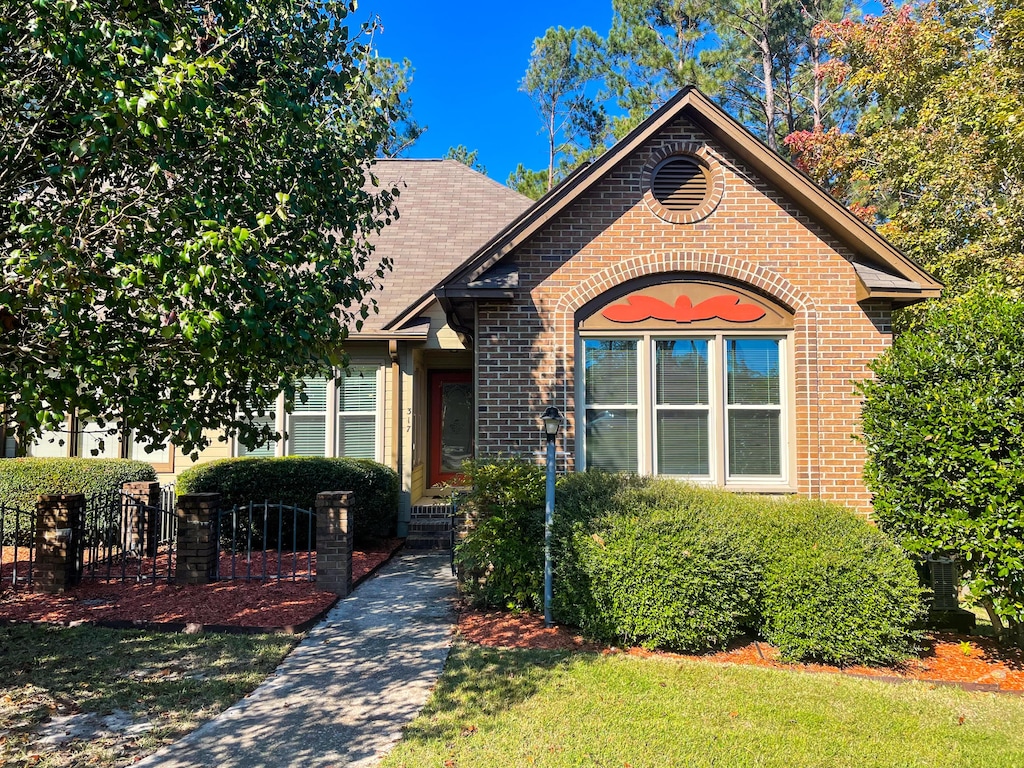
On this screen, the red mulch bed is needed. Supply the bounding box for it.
[0,540,403,631]
[458,608,1024,693]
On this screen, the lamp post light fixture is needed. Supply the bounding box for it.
[541,405,562,627]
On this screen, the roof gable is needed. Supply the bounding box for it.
[424,87,940,313]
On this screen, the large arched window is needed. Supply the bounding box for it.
[577,276,795,487]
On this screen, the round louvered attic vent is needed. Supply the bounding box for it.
[651,156,711,212]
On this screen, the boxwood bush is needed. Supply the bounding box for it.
[457,467,925,664]
[749,500,925,664]
[0,458,156,510]
[566,508,762,652]
[454,458,546,610]
[0,458,157,543]
[176,457,398,542]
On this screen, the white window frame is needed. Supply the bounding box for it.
[335,365,384,462]
[578,331,792,489]
[233,365,384,462]
[652,336,716,482]
[285,377,330,457]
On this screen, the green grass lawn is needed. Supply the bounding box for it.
[382,644,1024,768]
[0,623,296,768]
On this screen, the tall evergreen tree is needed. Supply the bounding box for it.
[521,25,608,191]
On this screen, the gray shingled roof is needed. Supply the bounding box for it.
[357,159,533,334]
[852,261,923,292]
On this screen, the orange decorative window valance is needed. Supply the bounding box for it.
[601,294,767,324]
[578,277,794,332]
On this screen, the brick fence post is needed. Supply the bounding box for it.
[34,494,85,593]
[175,493,219,585]
[122,481,161,556]
[316,491,353,597]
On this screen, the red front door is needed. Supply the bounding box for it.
[428,371,474,487]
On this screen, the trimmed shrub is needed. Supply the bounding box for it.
[567,509,761,652]
[551,472,755,644]
[454,458,546,610]
[0,458,156,510]
[750,500,925,665]
[176,457,398,542]
[0,458,157,544]
[556,473,923,664]
[456,467,924,664]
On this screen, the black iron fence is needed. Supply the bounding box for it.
[2,487,327,588]
[214,501,316,582]
[0,501,35,587]
[79,489,178,583]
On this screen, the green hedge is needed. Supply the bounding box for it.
[566,509,762,652]
[746,499,925,664]
[176,456,399,541]
[0,458,157,510]
[0,458,157,544]
[454,458,547,610]
[457,468,925,665]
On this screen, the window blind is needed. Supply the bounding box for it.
[585,409,638,473]
[287,377,328,456]
[728,410,781,476]
[337,366,377,459]
[727,338,780,405]
[584,339,637,405]
[657,411,710,475]
[338,368,376,411]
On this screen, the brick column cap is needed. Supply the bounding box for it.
[316,491,354,502]
[37,493,86,503]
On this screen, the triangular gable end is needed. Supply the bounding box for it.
[386,87,939,333]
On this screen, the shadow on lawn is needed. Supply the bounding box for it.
[399,644,589,744]
[0,622,291,721]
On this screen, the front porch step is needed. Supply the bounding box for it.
[406,503,455,550]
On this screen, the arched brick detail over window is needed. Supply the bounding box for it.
[554,252,814,317]
[551,252,821,498]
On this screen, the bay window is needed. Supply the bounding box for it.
[582,334,789,486]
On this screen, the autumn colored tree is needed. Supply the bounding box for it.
[786,0,1024,293]
[0,0,399,456]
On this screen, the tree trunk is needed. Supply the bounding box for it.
[760,0,777,150]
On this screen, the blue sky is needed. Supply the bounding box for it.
[357,1,612,184]
[356,1,883,185]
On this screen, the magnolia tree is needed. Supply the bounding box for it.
[0,0,401,456]
[860,288,1024,645]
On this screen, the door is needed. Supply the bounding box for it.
[428,371,474,487]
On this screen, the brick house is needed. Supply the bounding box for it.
[8,87,940,532]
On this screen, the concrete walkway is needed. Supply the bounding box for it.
[135,551,457,768]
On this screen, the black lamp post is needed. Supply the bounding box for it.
[541,405,562,626]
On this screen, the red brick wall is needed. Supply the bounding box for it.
[474,117,892,513]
